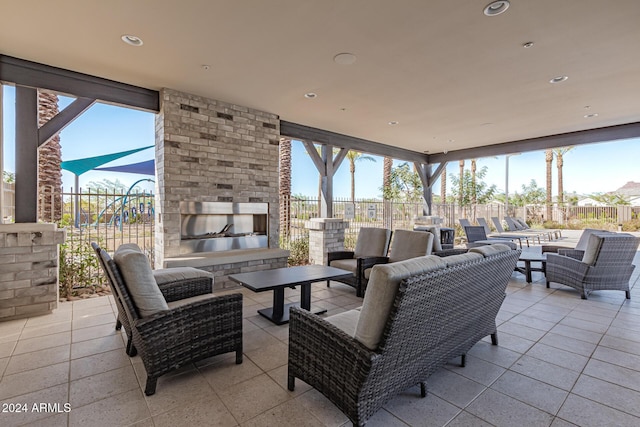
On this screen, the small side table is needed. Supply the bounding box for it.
[515,253,547,283]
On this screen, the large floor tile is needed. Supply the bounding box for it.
[245,341,289,371]
[200,357,263,392]
[296,388,349,426]
[510,355,580,391]
[583,359,640,393]
[526,342,589,372]
[557,394,640,427]
[13,331,71,355]
[446,411,494,427]
[468,340,522,368]
[572,374,640,418]
[591,345,640,371]
[444,355,505,386]
[538,332,597,357]
[153,394,237,427]
[425,369,486,408]
[0,383,68,427]
[217,373,291,423]
[144,369,215,416]
[466,388,554,426]
[4,344,70,375]
[241,398,325,427]
[19,320,71,340]
[70,334,124,359]
[69,365,140,408]
[69,388,150,427]
[0,362,69,400]
[491,370,568,415]
[384,386,460,426]
[70,348,131,381]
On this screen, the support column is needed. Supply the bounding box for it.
[307,218,349,265]
[15,86,39,223]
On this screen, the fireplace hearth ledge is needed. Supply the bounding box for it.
[163,248,290,269]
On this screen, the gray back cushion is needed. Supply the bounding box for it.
[469,243,512,257]
[575,229,606,251]
[354,228,392,258]
[422,226,443,252]
[355,255,446,349]
[389,230,434,263]
[581,234,605,265]
[114,247,168,317]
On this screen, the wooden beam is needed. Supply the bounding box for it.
[38,97,96,146]
[15,86,39,223]
[428,122,640,163]
[333,147,348,171]
[281,121,428,163]
[0,55,159,112]
[302,140,324,173]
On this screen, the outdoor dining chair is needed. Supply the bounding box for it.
[327,227,392,297]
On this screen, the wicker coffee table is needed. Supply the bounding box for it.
[229,265,351,325]
[515,252,547,283]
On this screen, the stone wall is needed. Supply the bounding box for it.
[0,223,65,320]
[154,89,281,268]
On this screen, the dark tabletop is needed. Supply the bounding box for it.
[229,265,351,292]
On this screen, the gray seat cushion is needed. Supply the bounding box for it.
[167,292,215,309]
[442,252,483,266]
[153,267,213,285]
[114,247,169,317]
[469,244,512,257]
[355,255,446,350]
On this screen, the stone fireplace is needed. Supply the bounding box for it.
[155,89,289,288]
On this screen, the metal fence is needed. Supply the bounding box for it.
[56,188,155,295]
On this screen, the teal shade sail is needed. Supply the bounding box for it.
[60,145,154,176]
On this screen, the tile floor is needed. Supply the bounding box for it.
[2,237,640,426]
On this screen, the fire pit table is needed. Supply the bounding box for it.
[229,265,352,325]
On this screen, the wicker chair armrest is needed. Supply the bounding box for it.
[135,293,242,339]
[557,249,584,260]
[157,277,213,302]
[327,251,355,264]
[358,256,389,271]
[288,307,375,396]
[546,253,590,281]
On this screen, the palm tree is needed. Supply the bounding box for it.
[382,156,393,228]
[37,90,63,222]
[278,138,291,237]
[470,159,477,220]
[458,160,465,217]
[545,149,553,222]
[440,166,446,204]
[346,151,376,202]
[554,146,574,207]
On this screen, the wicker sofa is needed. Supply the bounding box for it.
[288,244,519,426]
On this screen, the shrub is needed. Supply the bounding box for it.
[59,241,103,298]
[287,234,310,266]
[621,219,640,232]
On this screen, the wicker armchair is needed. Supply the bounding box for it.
[546,233,640,299]
[327,227,392,297]
[92,243,243,395]
[541,228,605,254]
[289,246,520,426]
[92,242,215,356]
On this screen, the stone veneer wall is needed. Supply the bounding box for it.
[0,223,65,320]
[154,88,281,268]
[307,218,349,265]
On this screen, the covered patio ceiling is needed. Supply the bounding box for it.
[2,0,640,159]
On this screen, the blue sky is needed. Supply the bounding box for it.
[3,85,639,198]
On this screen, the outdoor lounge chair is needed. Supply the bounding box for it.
[546,232,640,299]
[328,227,392,297]
[477,217,528,248]
[491,216,536,246]
[463,226,518,250]
[504,217,546,242]
[92,243,243,395]
[514,217,561,240]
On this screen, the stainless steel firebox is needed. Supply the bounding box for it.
[179,201,268,254]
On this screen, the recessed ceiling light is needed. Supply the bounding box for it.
[304,92,317,99]
[121,35,143,46]
[388,121,399,126]
[550,75,569,84]
[202,65,211,71]
[339,107,347,111]
[584,105,591,109]
[584,113,599,118]
[333,53,357,65]
[484,1,510,16]
[522,41,534,48]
